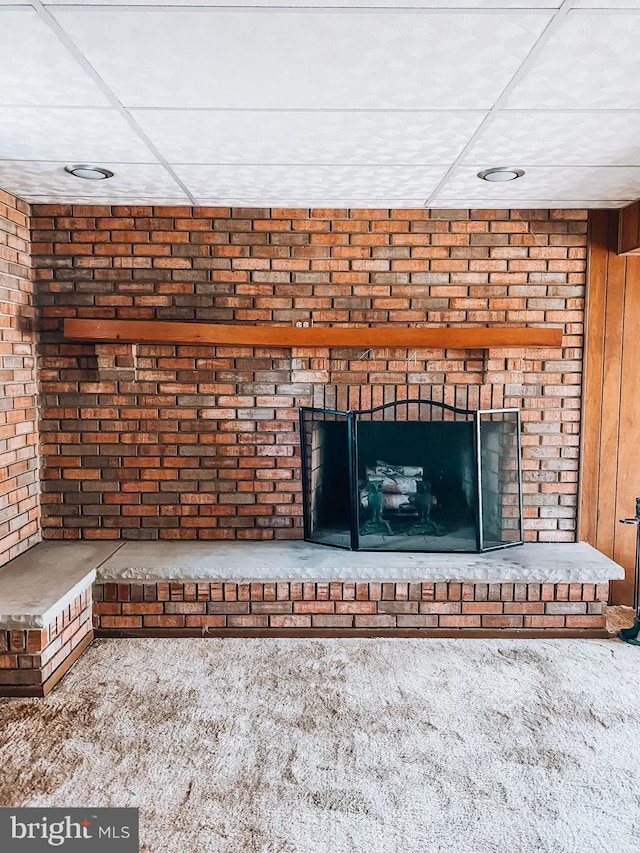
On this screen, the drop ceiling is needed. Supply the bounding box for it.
[1,1,640,208]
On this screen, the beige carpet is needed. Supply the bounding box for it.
[2,637,640,853]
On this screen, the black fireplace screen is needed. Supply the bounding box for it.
[299,400,523,553]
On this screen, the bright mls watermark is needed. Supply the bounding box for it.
[0,808,139,851]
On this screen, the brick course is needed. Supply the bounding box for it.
[0,189,39,566]
[31,206,587,543]
[92,580,607,633]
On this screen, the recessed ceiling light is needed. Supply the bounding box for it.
[477,167,525,183]
[64,165,114,181]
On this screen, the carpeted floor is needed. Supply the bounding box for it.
[1,636,640,853]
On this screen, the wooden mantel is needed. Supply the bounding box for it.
[63,319,562,350]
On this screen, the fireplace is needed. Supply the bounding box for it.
[300,400,523,553]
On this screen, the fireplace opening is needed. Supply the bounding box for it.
[299,400,523,553]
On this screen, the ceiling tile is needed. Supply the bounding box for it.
[573,1,640,7]
[197,198,429,208]
[0,8,108,106]
[0,161,188,202]
[133,109,487,166]
[175,164,446,199]
[437,165,640,203]
[505,11,640,109]
[26,195,191,204]
[0,107,153,162]
[52,8,552,110]
[429,198,625,208]
[42,0,562,5]
[463,110,640,166]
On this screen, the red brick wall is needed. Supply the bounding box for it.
[0,189,40,566]
[31,205,587,543]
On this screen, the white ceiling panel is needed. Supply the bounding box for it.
[175,164,445,199]
[0,8,108,106]
[505,11,640,109]
[25,195,191,205]
[430,198,630,208]
[463,110,640,166]
[41,1,563,6]
[133,109,487,166]
[51,9,552,110]
[197,198,430,208]
[438,165,640,202]
[574,1,640,7]
[0,161,188,201]
[0,107,154,162]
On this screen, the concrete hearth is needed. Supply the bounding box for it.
[95,540,623,584]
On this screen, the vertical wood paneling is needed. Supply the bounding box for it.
[614,251,640,579]
[580,209,640,604]
[580,211,608,544]
[596,214,626,558]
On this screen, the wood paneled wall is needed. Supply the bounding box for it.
[580,210,640,604]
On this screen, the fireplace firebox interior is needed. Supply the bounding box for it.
[300,400,523,553]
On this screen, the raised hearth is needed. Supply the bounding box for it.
[0,540,625,695]
[91,541,623,638]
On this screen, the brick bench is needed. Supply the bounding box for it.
[0,541,121,696]
[92,541,624,639]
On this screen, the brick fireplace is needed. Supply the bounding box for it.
[1,199,622,682]
[32,205,585,546]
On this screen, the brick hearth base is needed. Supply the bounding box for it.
[93,580,609,637]
[0,588,93,696]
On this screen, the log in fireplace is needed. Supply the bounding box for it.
[299,399,523,553]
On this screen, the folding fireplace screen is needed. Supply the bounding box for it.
[299,400,523,553]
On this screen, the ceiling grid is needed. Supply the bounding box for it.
[0,0,638,206]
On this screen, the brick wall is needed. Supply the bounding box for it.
[0,189,40,566]
[31,205,587,543]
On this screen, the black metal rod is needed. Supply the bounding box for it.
[300,399,478,418]
[635,523,640,615]
[475,411,483,552]
[348,411,359,551]
[299,408,310,541]
[617,497,640,644]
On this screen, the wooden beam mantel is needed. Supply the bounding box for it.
[63,319,562,350]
